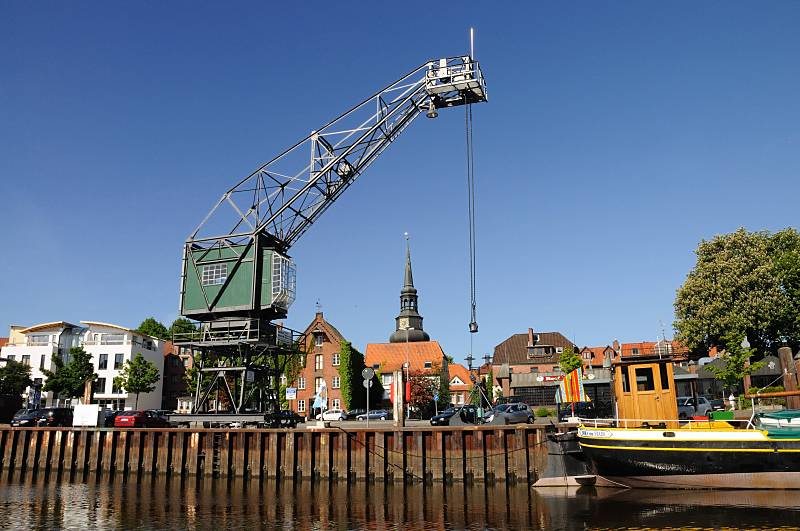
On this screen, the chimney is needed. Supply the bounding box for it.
[527,328,535,348]
[612,339,620,352]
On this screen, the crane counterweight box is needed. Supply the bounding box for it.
[180,241,296,321]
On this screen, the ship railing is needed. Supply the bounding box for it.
[577,417,753,429]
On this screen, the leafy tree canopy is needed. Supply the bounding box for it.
[0,361,33,396]
[113,353,161,409]
[558,346,583,374]
[136,317,170,340]
[338,341,382,410]
[674,228,800,354]
[169,318,198,339]
[42,347,96,399]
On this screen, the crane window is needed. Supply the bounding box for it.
[202,264,228,286]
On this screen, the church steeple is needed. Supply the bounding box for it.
[390,234,430,343]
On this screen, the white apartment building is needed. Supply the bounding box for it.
[0,321,164,410]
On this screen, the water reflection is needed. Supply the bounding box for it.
[0,476,799,530]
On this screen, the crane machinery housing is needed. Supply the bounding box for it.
[174,54,487,426]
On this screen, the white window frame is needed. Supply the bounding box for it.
[315,354,324,370]
[297,400,306,412]
[332,353,340,366]
[332,398,340,409]
[298,377,306,390]
[332,376,340,389]
[201,263,228,286]
[314,333,323,347]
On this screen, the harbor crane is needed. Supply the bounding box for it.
[175,53,487,424]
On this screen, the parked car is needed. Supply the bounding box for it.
[264,410,304,428]
[485,403,534,425]
[430,408,457,426]
[705,396,726,411]
[100,410,124,428]
[677,396,712,419]
[356,410,391,421]
[36,408,73,427]
[342,408,366,420]
[316,409,346,421]
[10,408,43,427]
[114,410,170,428]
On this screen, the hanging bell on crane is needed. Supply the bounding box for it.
[469,321,478,333]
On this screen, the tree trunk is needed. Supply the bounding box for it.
[136,393,140,409]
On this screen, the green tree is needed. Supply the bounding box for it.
[486,367,496,402]
[42,347,96,399]
[169,318,197,339]
[113,353,161,409]
[0,361,33,396]
[675,228,800,354]
[706,331,766,393]
[136,317,170,340]
[338,340,382,410]
[558,346,583,374]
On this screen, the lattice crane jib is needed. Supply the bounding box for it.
[180,56,486,323]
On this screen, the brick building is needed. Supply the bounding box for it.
[161,341,196,412]
[288,312,347,417]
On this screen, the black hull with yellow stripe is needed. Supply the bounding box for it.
[578,425,800,489]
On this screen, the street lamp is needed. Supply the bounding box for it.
[465,354,474,371]
[741,336,751,350]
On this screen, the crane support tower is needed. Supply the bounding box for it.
[174,55,487,423]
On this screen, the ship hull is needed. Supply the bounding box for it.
[578,426,800,489]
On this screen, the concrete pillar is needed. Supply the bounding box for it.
[778,346,800,409]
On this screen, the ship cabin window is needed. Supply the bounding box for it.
[622,369,630,393]
[635,367,655,391]
[659,364,670,390]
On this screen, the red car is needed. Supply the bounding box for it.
[113,410,170,428]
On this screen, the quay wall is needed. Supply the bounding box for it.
[0,425,557,484]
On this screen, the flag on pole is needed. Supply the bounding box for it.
[312,380,328,410]
[555,368,590,404]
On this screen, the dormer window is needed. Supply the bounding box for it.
[424,361,432,369]
[314,333,324,347]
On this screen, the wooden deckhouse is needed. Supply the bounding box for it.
[613,355,682,427]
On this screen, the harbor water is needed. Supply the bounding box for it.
[1,476,800,530]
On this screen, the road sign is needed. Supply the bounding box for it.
[433,392,439,401]
[285,387,297,400]
[362,380,373,388]
[362,367,375,380]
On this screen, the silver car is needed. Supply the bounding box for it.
[486,403,534,424]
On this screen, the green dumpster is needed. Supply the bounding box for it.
[710,410,734,421]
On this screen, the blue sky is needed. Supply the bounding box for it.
[2,2,799,363]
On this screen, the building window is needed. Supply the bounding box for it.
[332,376,340,389]
[314,333,323,347]
[27,334,49,346]
[114,354,124,370]
[315,377,324,393]
[332,353,340,366]
[99,354,108,370]
[424,361,432,369]
[297,400,306,413]
[298,377,306,390]
[21,355,30,366]
[94,378,106,394]
[101,334,125,345]
[112,380,123,394]
[201,263,228,286]
[632,348,640,355]
[332,398,340,409]
[315,355,323,370]
[40,355,45,370]
[382,374,393,386]
[6,355,15,362]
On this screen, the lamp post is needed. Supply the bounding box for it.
[741,336,751,350]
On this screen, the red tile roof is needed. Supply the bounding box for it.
[0,338,7,348]
[621,340,688,357]
[365,341,446,374]
[448,363,472,391]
